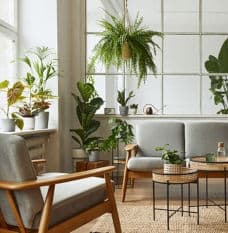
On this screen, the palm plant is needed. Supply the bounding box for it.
[88,11,162,86]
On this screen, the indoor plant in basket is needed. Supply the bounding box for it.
[18,46,58,129]
[70,81,104,159]
[88,3,163,86]
[155,144,183,173]
[117,89,135,116]
[0,80,24,132]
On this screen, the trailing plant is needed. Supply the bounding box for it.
[18,46,58,113]
[155,144,183,165]
[104,118,134,150]
[88,10,162,86]
[117,89,135,106]
[130,104,138,109]
[205,38,228,114]
[70,81,104,149]
[0,80,24,129]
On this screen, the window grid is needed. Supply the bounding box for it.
[86,0,228,115]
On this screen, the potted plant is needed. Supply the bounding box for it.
[84,139,105,162]
[129,104,138,115]
[205,38,228,114]
[88,9,162,86]
[70,81,104,159]
[117,89,135,116]
[18,46,58,129]
[155,144,183,173]
[0,80,24,132]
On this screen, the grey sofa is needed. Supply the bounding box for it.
[122,121,228,202]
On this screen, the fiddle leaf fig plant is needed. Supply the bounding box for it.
[0,80,24,129]
[205,38,228,114]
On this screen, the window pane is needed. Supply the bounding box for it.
[0,32,16,81]
[125,75,162,114]
[164,0,199,32]
[164,35,200,73]
[163,76,200,114]
[0,0,16,26]
[202,0,228,33]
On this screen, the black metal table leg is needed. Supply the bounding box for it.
[153,180,155,221]
[225,167,227,223]
[188,183,190,216]
[197,178,199,225]
[181,183,183,216]
[167,181,170,231]
[206,172,208,208]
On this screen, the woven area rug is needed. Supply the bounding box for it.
[89,200,228,233]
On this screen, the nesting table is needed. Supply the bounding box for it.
[152,168,199,230]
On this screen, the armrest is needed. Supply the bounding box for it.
[32,159,46,164]
[124,144,138,164]
[0,166,115,191]
[125,144,138,152]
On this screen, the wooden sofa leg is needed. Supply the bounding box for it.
[130,178,135,188]
[105,173,122,233]
[121,167,129,202]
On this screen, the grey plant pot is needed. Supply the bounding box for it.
[0,119,15,132]
[35,112,49,129]
[88,151,100,162]
[119,106,129,116]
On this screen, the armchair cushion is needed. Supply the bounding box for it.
[127,157,163,171]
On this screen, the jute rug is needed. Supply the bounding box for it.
[89,200,228,233]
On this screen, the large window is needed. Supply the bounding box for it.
[86,0,228,114]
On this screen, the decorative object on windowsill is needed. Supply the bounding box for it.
[205,38,228,114]
[87,0,163,87]
[129,104,138,115]
[117,89,135,116]
[217,142,226,157]
[143,104,158,115]
[0,80,24,132]
[70,81,104,160]
[155,144,183,174]
[17,46,58,129]
[104,107,115,115]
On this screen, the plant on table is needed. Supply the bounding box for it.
[205,38,228,114]
[0,80,24,131]
[117,89,135,116]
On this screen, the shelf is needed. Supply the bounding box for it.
[0,128,57,136]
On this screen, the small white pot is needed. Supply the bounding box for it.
[129,108,137,115]
[88,151,99,162]
[0,119,15,132]
[72,148,88,159]
[35,112,49,129]
[23,117,35,130]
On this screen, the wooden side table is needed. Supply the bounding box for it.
[76,160,109,172]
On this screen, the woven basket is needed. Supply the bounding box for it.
[121,41,131,60]
[163,163,182,174]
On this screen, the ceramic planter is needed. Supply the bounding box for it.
[23,117,35,130]
[129,108,137,115]
[119,106,129,116]
[0,119,15,132]
[72,148,88,159]
[35,112,49,129]
[88,151,99,162]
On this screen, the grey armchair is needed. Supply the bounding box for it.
[0,134,121,233]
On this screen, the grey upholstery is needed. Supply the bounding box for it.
[127,157,163,171]
[0,134,109,230]
[185,121,228,158]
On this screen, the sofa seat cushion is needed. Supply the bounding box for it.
[127,157,163,172]
[32,176,108,229]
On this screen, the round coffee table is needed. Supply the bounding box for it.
[190,156,228,222]
[152,168,199,230]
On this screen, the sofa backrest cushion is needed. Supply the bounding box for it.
[185,121,228,158]
[136,121,185,158]
[0,134,44,229]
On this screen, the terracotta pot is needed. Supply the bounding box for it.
[121,41,131,60]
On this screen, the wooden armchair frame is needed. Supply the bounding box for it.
[0,166,121,233]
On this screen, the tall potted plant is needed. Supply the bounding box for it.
[18,46,58,129]
[70,81,104,159]
[0,80,24,132]
[117,89,135,116]
[88,7,162,86]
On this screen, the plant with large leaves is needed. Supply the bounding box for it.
[88,11,163,86]
[70,82,104,149]
[205,38,228,114]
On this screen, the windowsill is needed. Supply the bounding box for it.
[0,128,57,136]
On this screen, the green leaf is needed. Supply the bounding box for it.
[77,82,94,102]
[0,80,9,89]
[11,113,24,130]
[218,38,228,73]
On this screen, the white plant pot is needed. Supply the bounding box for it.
[23,117,35,130]
[35,112,49,129]
[72,148,88,159]
[129,108,137,115]
[0,119,15,132]
[88,151,99,162]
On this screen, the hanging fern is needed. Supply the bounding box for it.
[88,12,163,86]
